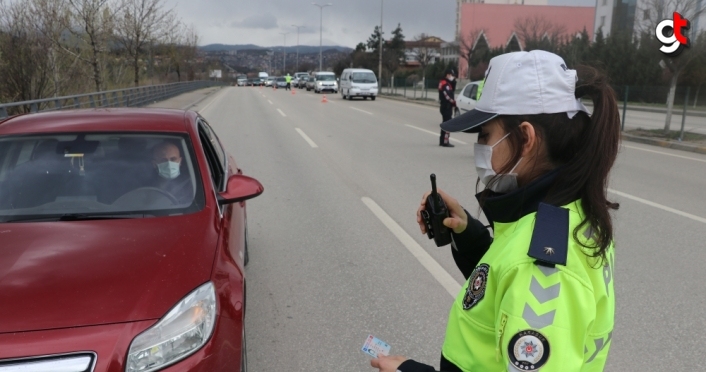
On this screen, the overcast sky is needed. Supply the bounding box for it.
[163,0,595,48]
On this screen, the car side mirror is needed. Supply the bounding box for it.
[217,175,264,205]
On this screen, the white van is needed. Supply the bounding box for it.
[340,68,378,100]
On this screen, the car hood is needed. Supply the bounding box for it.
[0,213,218,333]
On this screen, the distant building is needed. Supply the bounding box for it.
[457,3,595,78]
[403,36,444,68]
[440,41,460,67]
[456,0,549,39]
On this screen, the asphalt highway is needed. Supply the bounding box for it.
[153,86,706,371]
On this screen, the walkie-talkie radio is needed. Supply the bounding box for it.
[420,174,452,247]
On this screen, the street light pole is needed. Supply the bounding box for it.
[379,0,383,85]
[280,32,289,74]
[292,25,305,71]
[312,2,332,71]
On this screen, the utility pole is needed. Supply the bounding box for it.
[313,2,332,71]
[379,0,384,86]
[280,32,289,74]
[292,25,305,71]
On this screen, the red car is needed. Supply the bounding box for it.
[0,108,262,371]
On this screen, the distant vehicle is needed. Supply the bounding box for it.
[340,68,378,101]
[236,75,247,86]
[305,76,316,91]
[294,72,309,88]
[456,81,483,113]
[264,77,275,87]
[296,76,308,89]
[274,76,287,89]
[246,78,259,86]
[313,72,338,94]
[257,72,268,86]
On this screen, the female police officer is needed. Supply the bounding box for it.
[371,50,620,372]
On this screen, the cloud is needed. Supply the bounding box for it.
[232,13,279,29]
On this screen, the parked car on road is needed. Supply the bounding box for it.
[0,108,263,372]
[264,77,275,87]
[340,68,378,100]
[313,72,338,94]
[236,75,247,86]
[305,76,316,91]
[294,72,309,88]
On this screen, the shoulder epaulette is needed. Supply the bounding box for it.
[527,203,569,267]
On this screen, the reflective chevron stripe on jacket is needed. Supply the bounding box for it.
[441,201,615,372]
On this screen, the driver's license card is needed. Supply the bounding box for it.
[361,334,391,358]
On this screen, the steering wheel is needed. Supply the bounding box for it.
[114,187,179,206]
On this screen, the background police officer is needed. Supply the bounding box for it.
[438,68,457,147]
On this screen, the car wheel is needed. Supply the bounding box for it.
[371,96,376,101]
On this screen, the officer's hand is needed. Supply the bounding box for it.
[370,355,407,372]
[416,189,468,234]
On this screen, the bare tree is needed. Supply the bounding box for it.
[514,15,567,52]
[459,28,484,79]
[0,0,52,108]
[413,33,438,89]
[164,21,198,82]
[114,0,175,86]
[636,0,706,133]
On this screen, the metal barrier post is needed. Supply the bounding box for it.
[679,87,690,142]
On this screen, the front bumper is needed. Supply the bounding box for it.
[0,315,242,372]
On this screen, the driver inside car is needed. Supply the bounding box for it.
[150,141,193,204]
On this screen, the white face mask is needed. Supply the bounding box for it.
[448,76,455,81]
[157,161,181,180]
[474,133,523,193]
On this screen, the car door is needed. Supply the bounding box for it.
[456,82,479,112]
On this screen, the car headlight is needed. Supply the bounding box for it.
[126,282,217,372]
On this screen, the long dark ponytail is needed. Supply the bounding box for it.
[494,65,621,262]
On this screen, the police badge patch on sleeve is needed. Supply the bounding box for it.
[463,264,489,310]
[508,330,550,371]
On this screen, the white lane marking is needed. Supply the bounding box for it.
[405,124,468,145]
[608,189,706,224]
[268,100,273,105]
[622,144,706,163]
[361,197,461,298]
[295,128,318,148]
[350,106,373,115]
[277,108,287,117]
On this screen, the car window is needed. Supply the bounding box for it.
[316,75,336,81]
[351,72,376,83]
[469,85,478,100]
[0,132,205,221]
[197,120,226,191]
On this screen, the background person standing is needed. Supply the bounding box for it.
[285,73,292,91]
[438,69,457,147]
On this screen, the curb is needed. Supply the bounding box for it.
[381,94,706,156]
[621,133,706,155]
[379,94,439,107]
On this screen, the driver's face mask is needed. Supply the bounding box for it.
[157,161,181,180]
[474,133,523,193]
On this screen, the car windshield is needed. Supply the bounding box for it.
[317,75,335,81]
[277,77,286,82]
[0,133,204,222]
[351,72,377,84]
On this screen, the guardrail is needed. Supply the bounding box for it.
[0,80,227,119]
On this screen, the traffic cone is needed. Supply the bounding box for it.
[291,88,296,95]
[321,95,328,103]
